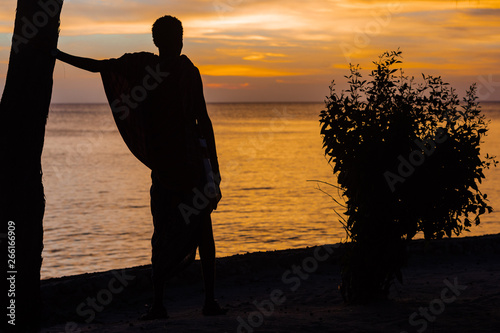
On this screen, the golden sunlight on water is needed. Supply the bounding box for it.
[40,102,500,279]
[212,104,343,254]
[474,109,500,236]
[41,103,343,279]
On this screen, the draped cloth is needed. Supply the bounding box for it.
[100,53,219,281]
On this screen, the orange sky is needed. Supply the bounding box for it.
[1,0,499,103]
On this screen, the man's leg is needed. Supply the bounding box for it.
[198,212,216,305]
[141,177,169,320]
[198,212,227,315]
[152,276,166,310]
[141,229,169,319]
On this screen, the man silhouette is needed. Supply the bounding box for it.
[55,15,225,319]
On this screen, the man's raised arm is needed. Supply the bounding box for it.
[54,49,108,73]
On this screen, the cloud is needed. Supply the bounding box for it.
[242,52,288,61]
[198,64,305,77]
[1,0,499,102]
[206,82,250,89]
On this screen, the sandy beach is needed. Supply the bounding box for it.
[39,233,500,333]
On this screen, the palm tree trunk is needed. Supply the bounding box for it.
[0,0,62,331]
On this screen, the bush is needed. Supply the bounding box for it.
[319,50,497,302]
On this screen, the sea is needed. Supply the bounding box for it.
[40,102,500,279]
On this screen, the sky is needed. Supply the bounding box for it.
[0,0,499,103]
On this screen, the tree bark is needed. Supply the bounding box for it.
[0,0,62,331]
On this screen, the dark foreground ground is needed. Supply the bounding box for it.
[39,234,500,333]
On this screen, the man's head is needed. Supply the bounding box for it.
[152,15,183,56]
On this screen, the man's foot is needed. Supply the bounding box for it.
[202,300,228,316]
[140,305,169,321]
